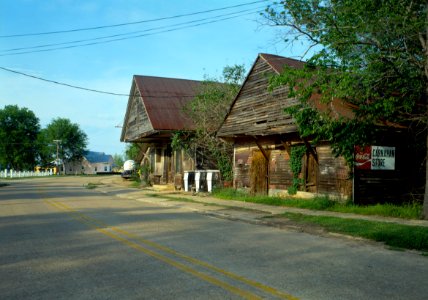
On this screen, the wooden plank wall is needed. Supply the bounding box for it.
[233,140,352,199]
[218,57,298,137]
[124,90,153,141]
[317,145,352,198]
[269,150,293,190]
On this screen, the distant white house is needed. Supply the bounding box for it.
[65,151,115,175]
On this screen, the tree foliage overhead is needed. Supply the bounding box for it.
[0,105,40,170]
[38,118,88,165]
[172,64,246,180]
[263,0,428,215]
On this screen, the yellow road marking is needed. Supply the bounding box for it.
[44,199,262,300]
[45,199,299,300]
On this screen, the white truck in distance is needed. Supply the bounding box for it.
[121,160,136,179]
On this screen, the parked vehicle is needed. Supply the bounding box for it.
[121,160,136,179]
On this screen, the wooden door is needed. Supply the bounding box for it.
[305,152,318,192]
[250,150,268,195]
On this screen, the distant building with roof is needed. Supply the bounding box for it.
[120,75,203,186]
[65,151,115,175]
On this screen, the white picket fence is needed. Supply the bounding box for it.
[0,169,53,178]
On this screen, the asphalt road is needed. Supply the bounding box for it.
[0,176,427,300]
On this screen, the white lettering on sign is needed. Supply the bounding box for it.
[371,146,395,170]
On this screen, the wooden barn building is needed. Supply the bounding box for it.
[217,53,422,204]
[120,75,201,186]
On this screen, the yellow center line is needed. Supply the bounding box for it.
[44,199,262,300]
[46,199,299,300]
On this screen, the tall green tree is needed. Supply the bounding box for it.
[0,105,40,170]
[112,153,124,171]
[38,118,88,167]
[125,143,143,161]
[263,0,428,217]
[172,65,246,180]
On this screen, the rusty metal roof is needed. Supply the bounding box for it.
[134,75,202,130]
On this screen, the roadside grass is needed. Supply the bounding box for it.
[282,212,428,252]
[137,190,428,253]
[146,190,428,253]
[212,188,422,219]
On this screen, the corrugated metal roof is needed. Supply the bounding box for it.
[134,75,202,131]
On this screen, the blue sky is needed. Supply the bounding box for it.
[0,0,310,156]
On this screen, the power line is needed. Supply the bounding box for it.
[0,0,268,38]
[0,7,263,55]
[0,66,205,98]
[0,10,262,56]
[0,66,129,96]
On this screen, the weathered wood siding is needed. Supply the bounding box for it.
[317,144,352,198]
[217,57,298,137]
[233,140,352,198]
[234,143,252,189]
[122,89,154,141]
[269,150,293,190]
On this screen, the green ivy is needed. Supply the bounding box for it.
[288,145,306,195]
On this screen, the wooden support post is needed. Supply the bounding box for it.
[281,140,292,156]
[252,136,270,161]
[302,138,318,163]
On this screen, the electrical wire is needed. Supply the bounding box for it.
[0,66,207,98]
[0,0,268,38]
[0,66,129,96]
[0,7,263,55]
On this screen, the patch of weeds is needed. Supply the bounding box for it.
[85,182,104,189]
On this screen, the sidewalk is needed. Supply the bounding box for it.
[98,178,428,228]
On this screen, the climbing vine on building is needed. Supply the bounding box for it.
[288,145,306,195]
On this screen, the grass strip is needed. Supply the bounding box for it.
[282,212,428,252]
[212,188,422,219]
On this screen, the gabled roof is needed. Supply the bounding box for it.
[120,75,202,142]
[217,53,305,138]
[84,151,113,164]
[134,75,201,130]
[217,53,356,139]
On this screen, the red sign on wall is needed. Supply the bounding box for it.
[355,146,372,170]
[354,145,396,170]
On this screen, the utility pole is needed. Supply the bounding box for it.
[53,139,62,174]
